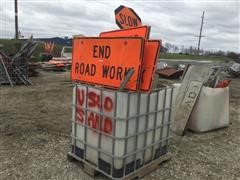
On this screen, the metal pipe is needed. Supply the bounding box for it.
[14,0,18,39]
[197,11,205,55]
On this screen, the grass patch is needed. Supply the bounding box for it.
[160,52,231,62]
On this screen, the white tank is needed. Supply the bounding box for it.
[71,84,174,177]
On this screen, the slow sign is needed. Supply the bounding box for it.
[115,5,142,29]
[71,37,144,91]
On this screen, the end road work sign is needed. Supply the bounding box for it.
[71,37,144,91]
[100,27,160,91]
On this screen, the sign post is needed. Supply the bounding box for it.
[172,65,212,135]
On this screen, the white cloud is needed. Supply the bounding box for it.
[1,0,239,52]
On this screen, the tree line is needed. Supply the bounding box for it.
[161,42,240,62]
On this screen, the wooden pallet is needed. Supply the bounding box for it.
[124,154,171,180]
[67,152,171,180]
[67,152,100,177]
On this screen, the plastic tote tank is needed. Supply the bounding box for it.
[71,84,174,178]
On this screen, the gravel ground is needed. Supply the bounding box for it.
[0,71,239,180]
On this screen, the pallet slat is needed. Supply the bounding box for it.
[67,152,171,179]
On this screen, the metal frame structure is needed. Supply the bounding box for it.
[69,83,174,179]
[0,38,37,86]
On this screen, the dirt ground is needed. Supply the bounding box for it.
[0,71,239,180]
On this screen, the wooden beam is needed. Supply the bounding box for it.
[172,65,212,135]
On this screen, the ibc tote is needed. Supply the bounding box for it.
[70,84,174,178]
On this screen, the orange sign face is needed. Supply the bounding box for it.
[71,37,144,91]
[140,40,161,91]
[115,5,142,29]
[99,27,160,91]
[100,26,150,39]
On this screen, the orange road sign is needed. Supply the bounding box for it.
[115,5,142,29]
[140,40,161,91]
[71,37,144,91]
[99,27,160,91]
[100,26,150,39]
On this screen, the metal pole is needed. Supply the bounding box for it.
[197,11,205,55]
[15,0,18,39]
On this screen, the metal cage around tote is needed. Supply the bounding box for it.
[69,83,174,179]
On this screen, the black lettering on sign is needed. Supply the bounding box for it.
[118,13,138,27]
[102,65,110,78]
[75,63,96,76]
[116,67,123,80]
[132,18,138,26]
[99,46,104,58]
[105,46,111,58]
[109,66,116,79]
[93,45,111,59]
[119,13,124,24]
[124,67,132,76]
[102,65,133,81]
[85,64,90,75]
[75,63,79,74]
[91,64,96,76]
[93,45,98,58]
[128,16,132,26]
[80,63,85,74]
